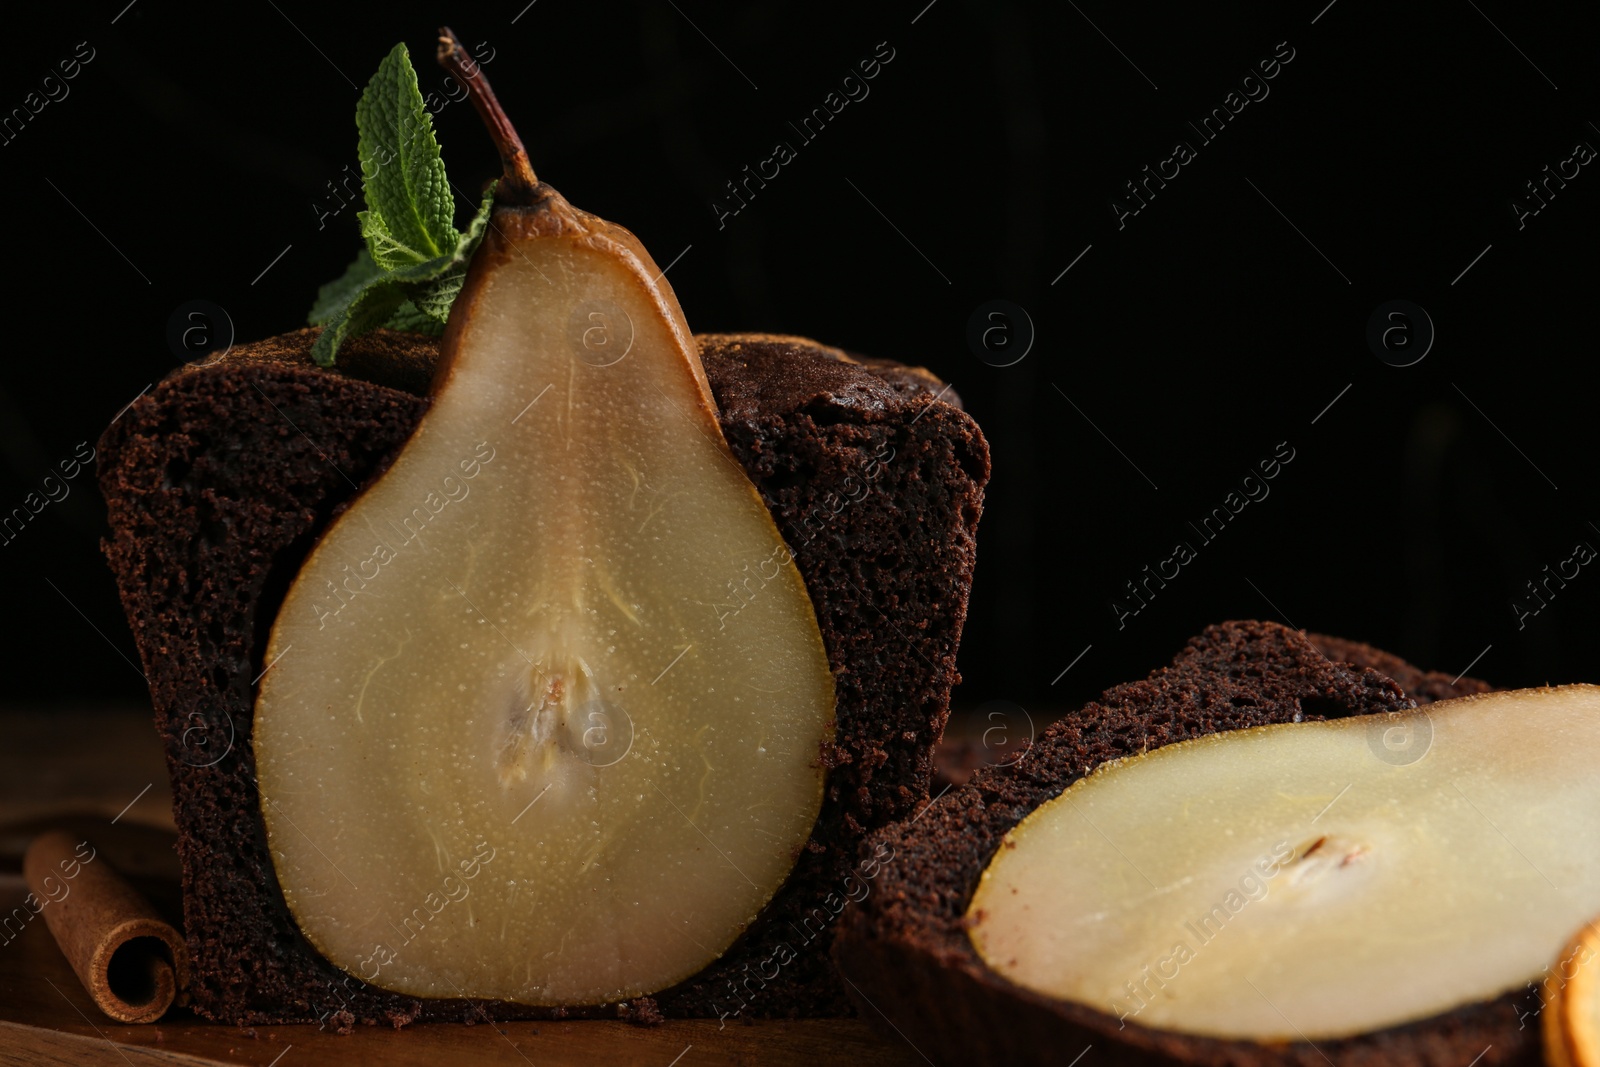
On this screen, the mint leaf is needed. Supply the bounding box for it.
[383,186,493,284]
[382,300,442,335]
[406,270,468,327]
[406,185,496,325]
[308,251,443,336]
[309,185,496,366]
[310,279,409,367]
[355,43,457,267]
[308,249,384,326]
[307,42,499,367]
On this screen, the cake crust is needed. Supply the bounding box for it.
[98,328,988,1026]
[1308,632,1495,705]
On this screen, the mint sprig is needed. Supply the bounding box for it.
[308,43,495,367]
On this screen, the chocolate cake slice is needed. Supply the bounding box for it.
[1307,632,1495,705]
[834,620,1514,1067]
[97,328,988,1027]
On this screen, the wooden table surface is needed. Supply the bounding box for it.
[0,707,923,1067]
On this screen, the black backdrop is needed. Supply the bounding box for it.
[3,0,1596,719]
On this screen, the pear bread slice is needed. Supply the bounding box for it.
[832,620,1523,1067]
[98,327,987,1026]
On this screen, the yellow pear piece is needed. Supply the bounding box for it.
[254,28,834,1006]
[1549,920,1600,1067]
[966,686,1600,1041]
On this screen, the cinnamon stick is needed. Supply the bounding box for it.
[22,830,189,1023]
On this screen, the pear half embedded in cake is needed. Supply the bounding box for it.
[253,29,834,1005]
[966,685,1600,1042]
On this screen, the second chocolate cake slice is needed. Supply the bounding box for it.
[98,328,988,1026]
[834,621,1512,1066]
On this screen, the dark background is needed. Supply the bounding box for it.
[3,0,1596,721]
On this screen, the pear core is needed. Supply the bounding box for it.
[255,233,834,1006]
[965,685,1600,1042]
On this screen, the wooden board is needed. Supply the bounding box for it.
[0,883,921,1067]
[0,709,924,1066]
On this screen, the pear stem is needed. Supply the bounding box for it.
[437,26,538,198]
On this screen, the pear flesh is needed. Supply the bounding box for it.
[966,686,1600,1041]
[255,209,834,1005]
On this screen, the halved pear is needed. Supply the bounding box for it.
[965,685,1600,1042]
[253,30,834,1006]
